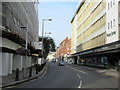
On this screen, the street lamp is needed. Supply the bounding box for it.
[41,19,52,64]
[20,20,28,78]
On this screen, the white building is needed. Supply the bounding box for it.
[47,52,56,62]
[0,2,39,76]
[106,0,119,44]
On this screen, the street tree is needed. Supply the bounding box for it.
[39,37,56,58]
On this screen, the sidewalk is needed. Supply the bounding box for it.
[96,69,119,78]
[0,64,47,89]
[67,64,119,78]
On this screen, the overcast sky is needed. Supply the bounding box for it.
[38,2,78,47]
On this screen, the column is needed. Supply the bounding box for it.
[28,57,32,67]
[13,55,22,70]
[8,53,13,74]
[0,52,2,76]
[2,53,9,76]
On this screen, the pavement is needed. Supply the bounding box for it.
[68,64,119,78]
[12,62,119,88]
[0,64,47,89]
[96,69,119,78]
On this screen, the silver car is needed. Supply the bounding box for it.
[59,61,65,66]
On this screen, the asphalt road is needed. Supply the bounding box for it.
[13,62,118,88]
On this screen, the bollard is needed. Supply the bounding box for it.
[36,64,38,74]
[15,68,19,81]
[29,67,32,77]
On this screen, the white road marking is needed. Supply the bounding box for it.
[77,74,82,88]
[78,80,82,88]
[84,67,96,71]
[66,66,88,75]
[77,74,81,78]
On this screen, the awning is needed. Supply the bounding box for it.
[32,54,39,57]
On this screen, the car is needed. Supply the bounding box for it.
[59,61,65,66]
[52,60,56,63]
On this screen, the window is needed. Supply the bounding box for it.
[111,21,112,28]
[113,19,115,27]
[111,1,112,7]
[108,23,110,29]
[113,0,115,5]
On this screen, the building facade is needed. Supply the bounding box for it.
[55,37,71,62]
[47,52,56,62]
[0,2,39,76]
[71,0,120,69]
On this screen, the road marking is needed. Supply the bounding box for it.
[84,67,96,71]
[77,74,82,88]
[78,80,82,88]
[77,74,81,78]
[66,66,88,75]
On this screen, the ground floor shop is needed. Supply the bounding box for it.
[71,41,120,70]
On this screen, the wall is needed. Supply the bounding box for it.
[71,15,77,54]
[0,52,2,76]
[106,0,119,43]
[8,53,13,74]
[0,2,38,76]
[1,37,22,50]
[12,55,23,70]
[2,2,39,43]
[73,0,107,52]
[0,53,10,76]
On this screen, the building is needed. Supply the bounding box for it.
[55,47,60,61]
[47,52,56,62]
[71,0,120,69]
[55,37,71,62]
[0,2,39,76]
[71,13,77,55]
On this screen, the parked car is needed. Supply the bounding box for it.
[59,61,65,66]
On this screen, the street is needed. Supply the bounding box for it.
[14,62,118,88]
[1,1,120,90]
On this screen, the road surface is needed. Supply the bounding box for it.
[14,62,118,88]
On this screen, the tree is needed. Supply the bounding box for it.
[39,37,56,58]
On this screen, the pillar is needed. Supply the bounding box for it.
[28,56,31,67]
[0,52,2,76]
[8,53,13,74]
[22,56,27,69]
[13,55,22,70]
[2,53,9,76]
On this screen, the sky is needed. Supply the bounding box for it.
[38,2,79,47]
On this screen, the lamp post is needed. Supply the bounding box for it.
[20,20,28,78]
[41,19,52,64]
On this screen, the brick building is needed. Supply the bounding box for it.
[55,37,71,61]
